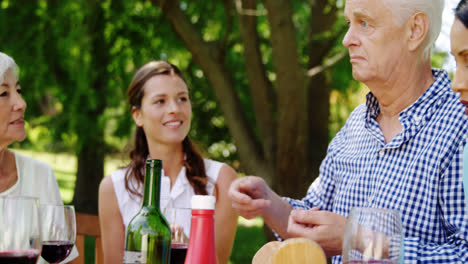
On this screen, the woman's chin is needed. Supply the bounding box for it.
[13,133,27,143]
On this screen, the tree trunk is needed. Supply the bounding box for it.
[307,73,330,183]
[73,139,105,214]
[306,0,340,182]
[72,0,110,214]
[263,0,309,198]
[151,0,341,198]
[152,0,271,180]
[152,0,342,240]
[237,0,277,177]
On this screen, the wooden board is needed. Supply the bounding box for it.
[253,238,326,264]
[272,238,326,264]
[252,241,282,264]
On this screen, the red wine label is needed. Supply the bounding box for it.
[123,250,147,264]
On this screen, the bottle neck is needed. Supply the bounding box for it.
[142,159,162,208]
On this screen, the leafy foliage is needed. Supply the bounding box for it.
[0,0,358,212]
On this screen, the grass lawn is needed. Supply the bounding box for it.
[12,149,268,263]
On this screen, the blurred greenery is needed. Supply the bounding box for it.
[1,1,355,213]
[230,218,267,263]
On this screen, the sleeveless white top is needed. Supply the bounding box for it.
[111,158,223,236]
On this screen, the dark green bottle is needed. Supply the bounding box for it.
[124,159,171,264]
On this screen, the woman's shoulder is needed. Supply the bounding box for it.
[108,167,132,192]
[107,167,143,199]
[203,158,237,184]
[203,158,224,179]
[109,167,129,181]
[13,151,53,173]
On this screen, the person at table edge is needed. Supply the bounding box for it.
[229,0,468,263]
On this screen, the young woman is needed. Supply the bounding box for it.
[98,61,238,264]
[450,0,468,207]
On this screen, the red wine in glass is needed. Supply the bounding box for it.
[170,242,188,264]
[0,250,39,264]
[41,240,74,263]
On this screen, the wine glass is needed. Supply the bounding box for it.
[163,206,191,264]
[0,195,41,264]
[39,204,76,264]
[342,207,404,264]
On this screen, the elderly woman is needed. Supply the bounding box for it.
[450,0,468,206]
[0,52,62,202]
[0,51,77,263]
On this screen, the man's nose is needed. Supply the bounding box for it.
[342,27,358,48]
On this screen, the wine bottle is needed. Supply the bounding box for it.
[184,195,217,264]
[124,159,171,264]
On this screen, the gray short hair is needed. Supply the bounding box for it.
[0,52,18,83]
[382,0,444,58]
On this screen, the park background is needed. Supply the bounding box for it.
[0,0,460,263]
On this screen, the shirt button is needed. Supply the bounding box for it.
[413,116,421,125]
[379,150,385,157]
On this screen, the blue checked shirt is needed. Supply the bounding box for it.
[282,70,468,263]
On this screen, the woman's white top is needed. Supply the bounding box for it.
[1,151,62,202]
[111,158,224,237]
[0,151,78,264]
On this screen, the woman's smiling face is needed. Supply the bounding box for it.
[132,74,192,146]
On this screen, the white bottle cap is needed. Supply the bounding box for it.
[191,195,216,210]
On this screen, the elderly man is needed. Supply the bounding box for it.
[229,0,468,263]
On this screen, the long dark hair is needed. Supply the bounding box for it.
[125,61,208,198]
[456,0,468,28]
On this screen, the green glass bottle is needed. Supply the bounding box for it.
[124,159,171,264]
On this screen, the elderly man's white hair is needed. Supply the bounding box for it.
[0,52,18,84]
[382,0,444,58]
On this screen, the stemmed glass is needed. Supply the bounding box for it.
[0,195,41,264]
[39,205,76,264]
[163,206,191,264]
[342,207,404,264]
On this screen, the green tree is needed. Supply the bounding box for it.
[0,0,356,219]
[0,0,237,213]
[150,0,351,201]
[0,0,112,213]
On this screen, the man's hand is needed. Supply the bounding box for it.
[228,176,272,219]
[287,209,347,257]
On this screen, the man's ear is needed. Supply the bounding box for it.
[132,106,143,127]
[408,12,429,52]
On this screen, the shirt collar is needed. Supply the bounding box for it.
[365,69,450,123]
[163,166,190,201]
[365,69,451,147]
